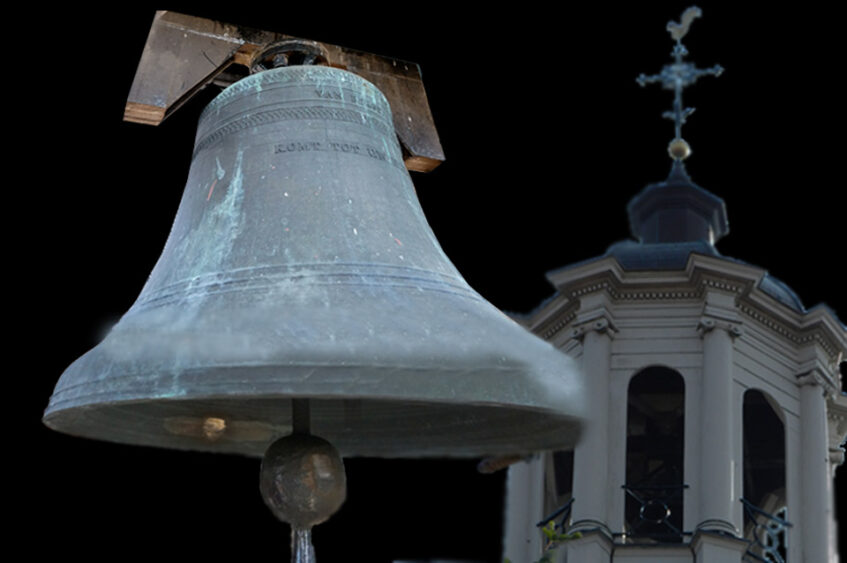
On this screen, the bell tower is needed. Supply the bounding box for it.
[503,7,847,563]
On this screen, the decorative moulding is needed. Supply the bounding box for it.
[528,253,846,366]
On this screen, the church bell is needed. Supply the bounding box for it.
[44,59,584,460]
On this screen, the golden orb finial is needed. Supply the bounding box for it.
[668,138,692,160]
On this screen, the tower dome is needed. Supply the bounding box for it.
[503,7,847,563]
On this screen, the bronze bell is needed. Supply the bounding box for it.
[43,65,584,459]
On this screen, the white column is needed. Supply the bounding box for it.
[697,318,739,536]
[799,374,833,563]
[503,456,545,563]
[785,418,802,563]
[827,401,847,563]
[569,318,613,536]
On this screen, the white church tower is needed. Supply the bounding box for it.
[503,7,847,563]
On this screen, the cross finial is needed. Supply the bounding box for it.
[636,6,723,162]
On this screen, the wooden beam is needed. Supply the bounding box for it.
[124,11,444,170]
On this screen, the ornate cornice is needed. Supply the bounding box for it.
[530,254,845,364]
[617,287,701,302]
[539,310,578,341]
[738,301,843,360]
[694,274,749,297]
[535,300,579,341]
[556,259,755,307]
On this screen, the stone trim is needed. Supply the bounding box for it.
[739,301,842,360]
[534,259,845,366]
[536,301,579,341]
[796,370,837,396]
[697,317,744,338]
[690,528,749,557]
[827,395,847,467]
[570,316,618,341]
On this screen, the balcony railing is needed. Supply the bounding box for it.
[536,497,575,535]
[619,483,691,544]
[541,490,793,559]
[741,498,791,563]
[535,498,577,557]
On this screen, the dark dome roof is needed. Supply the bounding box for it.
[602,239,806,312]
[543,162,809,315]
[627,162,729,245]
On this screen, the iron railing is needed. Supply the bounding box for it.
[619,483,691,544]
[741,498,791,563]
[536,497,574,534]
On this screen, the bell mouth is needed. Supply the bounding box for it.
[44,392,582,459]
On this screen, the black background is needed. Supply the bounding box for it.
[21,3,845,561]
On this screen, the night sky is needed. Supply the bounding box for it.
[23,3,844,561]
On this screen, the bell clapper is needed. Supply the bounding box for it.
[260,399,347,562]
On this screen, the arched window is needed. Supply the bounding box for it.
[624,366,686,543]
[742,389,788,562]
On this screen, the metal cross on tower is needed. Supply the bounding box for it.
[636,6,724,161]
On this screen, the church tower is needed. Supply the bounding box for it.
[502,7,847,563]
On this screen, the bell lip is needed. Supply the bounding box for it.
[43,389,583,419]
[44,319,586,458]
[44,356,586,420]
[42,392,584,459]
